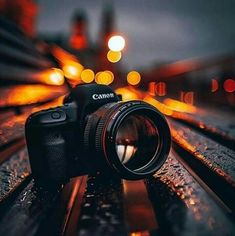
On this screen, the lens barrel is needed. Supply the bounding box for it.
[84,101,171,180]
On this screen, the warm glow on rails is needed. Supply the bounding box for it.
[115,87,140,101]
[108,35,125,51]
[107,50,122,63]
[81,69,95,83]
[143,95,173,116]
[163,98,196,113]
[127,71,141,85]
[0,85,67,107]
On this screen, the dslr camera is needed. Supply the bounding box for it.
[25,84,171,187]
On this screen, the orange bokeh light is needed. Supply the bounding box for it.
[107,50,122,63]
[127,71,141,86]
[95,71,114,85]
[81,69,95,83]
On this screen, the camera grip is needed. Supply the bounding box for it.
[26,125,69,187]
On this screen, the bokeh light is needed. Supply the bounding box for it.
[95,71,114,85]
[211,79,219,92]
[107,50,122,63]
[108,35,125,52]
[40,68,64,85]
[48,68,64,85]
[155,82,166,96]
[81,69,95,83]
[224,79,235,93]
[127,71,141,85]
[62,62,84,80]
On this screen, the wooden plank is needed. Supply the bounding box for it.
[0,177,86,236]
[145,152,235,235]
[171,109,235,151]
[0,63,48,83]
[0,142,86,236]
[0,17,35,52]
[123,180,158,234]
[73,175,128,236]
[0,44,53,69]
[0,85,68,107]
[0,89,67,148]
[170,119,235,213]
[0,147,30,204]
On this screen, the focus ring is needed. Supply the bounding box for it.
[83,115,98,153]
[95,103,122,154]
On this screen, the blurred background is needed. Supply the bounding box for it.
[0,0,235,146]
[37,0,235,70]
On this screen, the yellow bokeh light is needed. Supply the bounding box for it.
[95,72,102,83]
[62,62,84,80]
[127,71,141,85]
[81,69,95,83]
[104,70,114,84]
[108,35,125,52]
[95,71,114,85]
[107,50,122,63]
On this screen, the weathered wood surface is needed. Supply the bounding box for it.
[0,141,234,235]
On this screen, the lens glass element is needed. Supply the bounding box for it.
[115,114,159,171]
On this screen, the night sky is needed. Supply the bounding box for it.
[37,0,235,69]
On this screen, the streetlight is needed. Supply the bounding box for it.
[108,35,125,52]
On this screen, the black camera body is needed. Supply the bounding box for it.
[26,84,171,187]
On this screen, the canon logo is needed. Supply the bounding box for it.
[92,93,115,100]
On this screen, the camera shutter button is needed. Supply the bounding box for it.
[51,112,61,119]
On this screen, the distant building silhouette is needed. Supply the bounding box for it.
[69,10,89,50]
[0,0,38,37]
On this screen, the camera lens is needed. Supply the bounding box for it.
[84,101,171,180]
[115,114,159,170]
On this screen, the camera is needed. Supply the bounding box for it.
[25,84,171,187]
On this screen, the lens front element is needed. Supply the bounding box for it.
[115,114,159,171]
